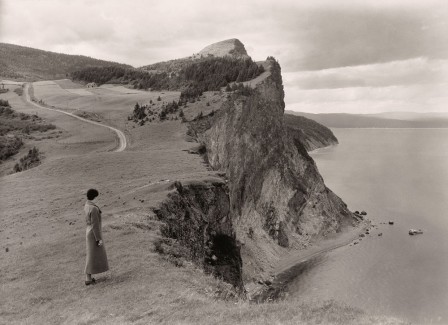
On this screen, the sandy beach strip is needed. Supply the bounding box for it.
[253,219,370,301]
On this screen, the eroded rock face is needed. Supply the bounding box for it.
[155,57,355,287]
[196,58,355,280]
[154,180,244,289]
[198,38,249,58]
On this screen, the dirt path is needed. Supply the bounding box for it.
[24,83,127,152]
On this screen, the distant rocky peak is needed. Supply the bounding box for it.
[196,39,249,59]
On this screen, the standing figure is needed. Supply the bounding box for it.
[84,188,109,285]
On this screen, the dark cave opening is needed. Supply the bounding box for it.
[206,234,243,289]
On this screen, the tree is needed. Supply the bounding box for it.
[133,102,146,120]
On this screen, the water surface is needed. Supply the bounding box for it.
[289,128,448,324]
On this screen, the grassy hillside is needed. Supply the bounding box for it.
[1,82,406,325]
[0,43,130,81]
[0,55,407,324]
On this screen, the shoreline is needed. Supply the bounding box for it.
[252,218,370,302]
[307,143,337,154]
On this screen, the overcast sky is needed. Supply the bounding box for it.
[1,0,447,113]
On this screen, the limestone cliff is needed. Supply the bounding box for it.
[191,58,355,281]
[155,56,356,288]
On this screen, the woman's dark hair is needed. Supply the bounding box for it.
[87,189,99,200]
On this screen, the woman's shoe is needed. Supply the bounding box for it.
[85,278,96,286]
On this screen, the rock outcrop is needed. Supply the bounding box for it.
[154,179,244,289]
[197,39,249,59]
[155,52,356,288]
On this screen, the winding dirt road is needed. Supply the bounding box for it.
[24,83,127,152]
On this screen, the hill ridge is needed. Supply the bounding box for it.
[0,42,130,81]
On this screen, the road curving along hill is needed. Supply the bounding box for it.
[24,83,127,152]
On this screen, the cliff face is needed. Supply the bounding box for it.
[154,179,244,289]
[194,58,355,280]
[155,57,355,286]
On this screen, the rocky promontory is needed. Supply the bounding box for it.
[155,50,357,289]
[197,38,249,59]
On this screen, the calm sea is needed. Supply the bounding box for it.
[289,128,448,324]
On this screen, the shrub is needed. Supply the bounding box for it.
[0,99,10,107]
[132,102,147,120]
[0,135,23,161]
[13,147,41,173]
[14,87,23,96]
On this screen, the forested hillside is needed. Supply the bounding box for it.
[287,111,448,128]
[284,113,338,151]
[0,43,129,81]
[72,56,264,101]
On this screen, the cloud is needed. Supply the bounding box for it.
[282,58,448,114]
[284,58,448,89]
[1,0,447,114]
[1,0,447,69]
[284,80,448,114]
[276,5,448,71]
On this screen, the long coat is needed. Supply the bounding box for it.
[84,200,109,275]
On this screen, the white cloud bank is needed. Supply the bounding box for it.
[283,58,448,113]
[1,0,447,113]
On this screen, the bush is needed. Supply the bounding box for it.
[14,87,23,96]
[13,147,41,173]
[0,99,10,107]
[0,135,23,161]
[132,102,146,120]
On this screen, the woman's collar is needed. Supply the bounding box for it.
[86,200,98,206]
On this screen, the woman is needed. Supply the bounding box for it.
[84,188,109,285]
